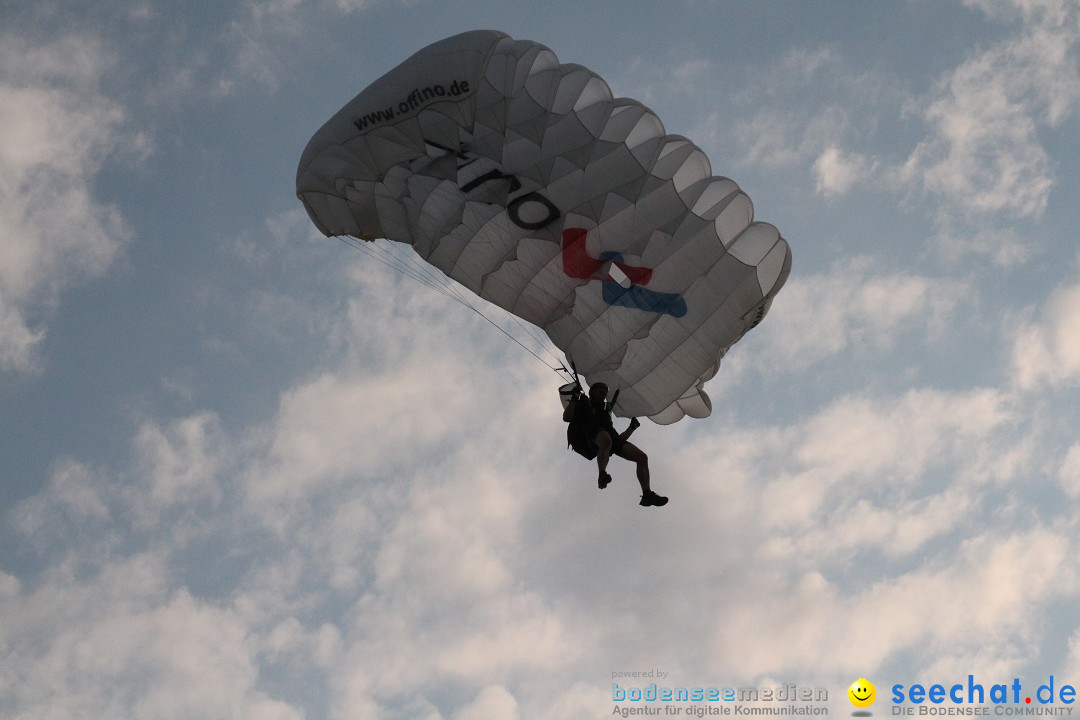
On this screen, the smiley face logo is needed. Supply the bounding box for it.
[848,678,876,708]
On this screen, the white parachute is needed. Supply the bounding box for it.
[296,30,791,423]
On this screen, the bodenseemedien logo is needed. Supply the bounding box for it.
[609,674,829,716]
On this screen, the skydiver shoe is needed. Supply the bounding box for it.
[598,472,612,489]
[639,490,668,507]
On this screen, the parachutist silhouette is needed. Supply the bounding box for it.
[563,382,668,507]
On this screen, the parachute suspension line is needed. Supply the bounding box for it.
[334,235,462,303]
[460,302,572,379]
[495,303,566,369]
[358,241,554,374]
[362,237,562,367]
[333,235,573,381]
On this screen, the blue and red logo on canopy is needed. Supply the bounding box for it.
[562,228,687,318]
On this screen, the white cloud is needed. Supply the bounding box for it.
[612,56,718,112]
[964,0,1080,46]
[718,3,1079,267]
[706,45,905,179]
[793,388,1011,483]
[623,375,1075,688]
[223,2,306,93]
[0,34,128,373]
[752,258,967,371]
[1011,277,1080,389]
[712,527,1074,680]
[1,265,1074,718]
[0,256,593,717]
[813,146,875,196]
[734,103,853,172]
[1060,442,1080,497]
[223,0,379,93]
[756,388,1019,561]
[454,685,519,720]
[0,551,304,720]
[899,2,1080,220]
[930,221,1033,268]
[670,385,1018,563]
[132,413,227,512]
[331,0,378,12]
[13,460,112,553]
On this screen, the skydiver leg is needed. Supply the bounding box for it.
[595,430,613,489]
[616,441,650,492]
[617,442,667,507]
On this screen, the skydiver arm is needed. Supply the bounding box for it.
[563,388,584,422]
[563,401,576,423]
[619,417,641,441]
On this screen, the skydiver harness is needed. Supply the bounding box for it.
[560,378,620,461]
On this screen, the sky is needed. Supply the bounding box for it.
[3,0,1080,718]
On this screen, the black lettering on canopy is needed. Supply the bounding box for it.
[424,138,562,231]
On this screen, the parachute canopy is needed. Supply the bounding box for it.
[297,29,791,424]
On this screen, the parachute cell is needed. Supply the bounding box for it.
[296,30,791,423]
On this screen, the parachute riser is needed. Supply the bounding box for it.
[607,387,620,414]
[562,360,620,415]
